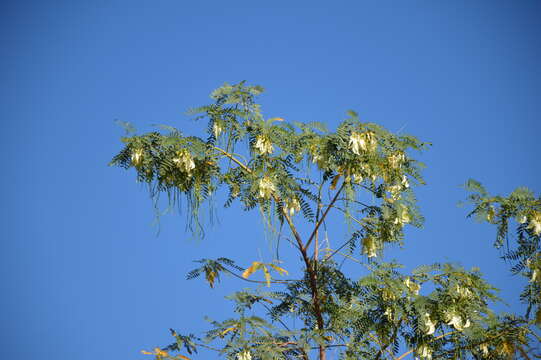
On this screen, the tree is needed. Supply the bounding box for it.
[110,82,540,360]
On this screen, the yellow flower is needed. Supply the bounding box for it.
[527,212,541,236]
[131,148,143,166]
[237,350,252,360]
[384,307,393,321]
[258,177,276,199]
[173,149,196,174]
[454,284,472,298]
[254,135,274,155]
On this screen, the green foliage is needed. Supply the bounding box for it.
[113,82,540,360]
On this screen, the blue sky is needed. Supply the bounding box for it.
[1,1,539,359]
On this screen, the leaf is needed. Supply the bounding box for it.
[220,326,237,337]
[268,264,289,276]
[242,261,262,279]
[205,269,217,288]
[177,355,191,360]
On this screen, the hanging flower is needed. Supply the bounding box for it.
[530,269,538,283]
[173,149,196,174]
[454,284,472,298]
[479,343,489,357]
[388,184,402,201]
[388,151,405,169]
[401,175,410,188]
[237,350,252,360]
[527,211,541,236]
[394,204,411,226]
[422,313,437,335]
[254,135,274,155]
[384,307,393,321]
[417,344,432,359]
[404,277,420,295]
[131,148,143,166]
[444,311,470,331]
[258,177,276,199]
[362,236,378,258]
[517,214,527,224]
[349,131,377,154]
[213,122,223,138]
[286,198,301,216]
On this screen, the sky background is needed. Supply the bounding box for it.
[1,1,540,359]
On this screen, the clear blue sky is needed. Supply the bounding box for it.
[1,1,539,359]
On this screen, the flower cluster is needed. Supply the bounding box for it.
[285,198,301,216]
[254,135,274,155]
[422,313,437,335]
[526,211,541,236]
[416,344,432,359]
[404,277,421,295]
[213,122,223,138]
[131,148,143,166]
[258,177,276,199]
[237,350,252,360]
[362,236,378,258]
[173,149,196,175]
[348,131,377,155]
[393,204,411,226]
[388,151,406,169]
[444,311,470,331]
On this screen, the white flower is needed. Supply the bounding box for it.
[527,212,541,236]
[388,152,406,169]
[362,236,377,258]
[237,350,252,360]
[286,198,301,216]
[401,175,410,188]
[258,177,276,199]
[530,269,538,283]
[384,307,393,321]
[173,149,196,174]
[388,184,402,201]
[349,131,377,154]
[479,343,489,357]
[404,277,420,295]
[417,344,432,359]
[394,204,411,226]
[131,148,143,166]
[423,313,436,335]
[254,135,274,155]
[445,311,469,331]
[454,284,472,298]
[353,173,363,184]
[518,215,527,224]
[213,123,223,138]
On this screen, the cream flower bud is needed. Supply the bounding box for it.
[237,350,252,360]
[254,135,274,155]
[404,277,420,295]
[423,313,436,335]
[388,152,405,169]
[131,148,143,166]
[258,177,276,199]
[527,212,541,236]
[479,343,489,357]
[417,344,432,359]
[213,123,223,138]
[362,236,377,258]
[286,198,301,216]
[173,149,196,174]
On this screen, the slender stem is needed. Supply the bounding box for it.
[304,182,346,252]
